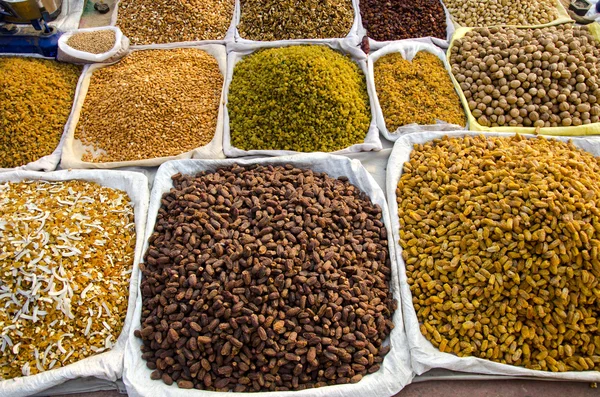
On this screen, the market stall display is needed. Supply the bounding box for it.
[359,0,447,42]
[0,58,81,171]
[61,46,226,168]
[370,44,466,139]
[236,0,355,41]
[4,0,600,392]
[225,44,379,156]
[116,0,234,44]
[449,24,600,134]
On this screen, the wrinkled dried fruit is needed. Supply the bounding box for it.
[398,134,600,372]
[138,164,396,391]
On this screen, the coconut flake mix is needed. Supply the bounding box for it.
[0,180,136,379]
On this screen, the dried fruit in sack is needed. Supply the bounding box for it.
[450,25,600,128]
[360,0,447,41]
[117,0,234,45]
[137,164,396,391]
[445,0,559,27]
[75,49,223,163]
[0,58,81,168]
[397,134,600,372]
[238,0,354,41]
[0,180,135,379]
[374,51,466,131]
[228,46,371,152]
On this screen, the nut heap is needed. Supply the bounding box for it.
[238,0,354,41]
[228,46,371,152]
[0,180,136,379]
[136,164,396,391]
[374,51,466,131]
[75,49,223,162]
[66,30,116,54]
[117,0,234,44]
[360,0,447,41]
[445,0,559,27]
[450,25,600,128]
[0,58,81,168]
[398,135,600,372]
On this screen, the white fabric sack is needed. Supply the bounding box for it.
[124,153,414,397]
[0,61,86,173]
[233,0,361,45]
[0,169,150,397]
[58,27,126,64]
[386,130,600,382]
[355,0,455,52]
[223,41,382,158]
[111,0,237,44]
[60,43,227,169]
[366,41,466,142]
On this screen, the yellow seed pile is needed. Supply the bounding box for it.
[374,52,466,131]
[0,180,136,379]
[398,135,600,372]
[75,49,223,163]
[117,0,234,45]
[66,30,116,54]
[0,58,81,168]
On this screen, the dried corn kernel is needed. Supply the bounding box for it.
[0,180,135,379]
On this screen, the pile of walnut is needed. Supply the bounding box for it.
[398,135,600,372]
[450,25,600,128]
[136,164,396,391]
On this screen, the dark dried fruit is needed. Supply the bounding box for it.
[137,164,395,391]
[360,0,447,41]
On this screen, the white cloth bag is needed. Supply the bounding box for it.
[0,169,150,397]
[386,130,600,382]
[58,27,128,64]
[124,153,414,397]
[366,41,466,142]
[223,41,382,158]
[60,43,227,169]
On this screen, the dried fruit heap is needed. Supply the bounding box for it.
[360,0,447,41]
[0,58,81,168]
[374,51,466,131]
[0,180,136,379]
[137,164,395,391]
[228,46,371,152]
[398,135,600,372]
